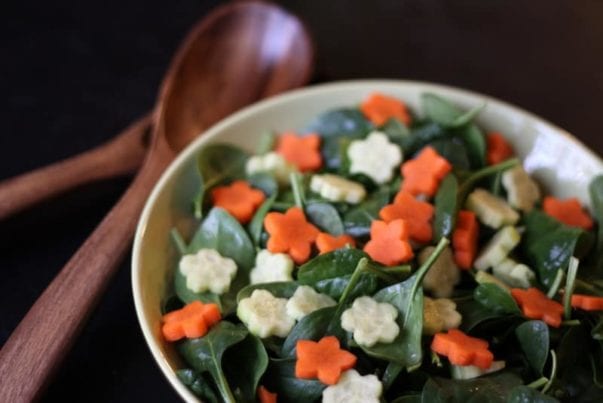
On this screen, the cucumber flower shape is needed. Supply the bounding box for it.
[422,297,462,335]
[341,296,400,347]
[347,131,402,184]
[322,369,382,403]
[249,249,294,284]
[245,151,296,185]
[237,289,295,338]
[179,249,237,294]
[286,285,336,321]
[309,173,366,204]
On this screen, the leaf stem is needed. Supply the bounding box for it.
[563,257,579,320]
[546,269,564,298]
[290,172,305,209]
[339,257,369,305]
[170,228,188,255]
[457,158,519,202]
[541,350,557,394]
[561,319,581,326]
[526,376,548,389]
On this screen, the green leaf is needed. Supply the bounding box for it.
[236,281,299,303]
[176,369,219,402]
[392,395,422,403]
[521,210,590,287]
[506,385,559,403]
[255,131,276,155]
[473,283,521,315]
[585,175,603,276]
[281,306,338,358]
[343,187,390,238]
[223,334,268,402]
[456,123,487,169]
[403,122,450,155]
[433,174,458,241]
[422,93,485,128]
[421,372,523,403]
[382,118,411,147]
[305,202,345,235]
[264,358,325,403]
[305,108,373,138]
[247,193,277,246]
[178,322,249,403]
[515,320,549,375]
[592,314,603,340]
[456,298,507,332]
[457,158,519,204]
[193,144,249,219]
[428,138,470,170]
[247,172,278,196]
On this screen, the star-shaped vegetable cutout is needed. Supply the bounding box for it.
[360,92,411,126]
[295,336,357,385]
[543,196,594,230]
[379,190,434,243]
[316,232,356,254]
[257,386,277,403]
[401,146,451,197]
[571,294,603,311]
[510,287,564,327]
[276,132,322,172]
[363,219,413,266]
[161,301,221,341]
[264,207,320,264]
[211,180,265,224]
[431,329,494,369]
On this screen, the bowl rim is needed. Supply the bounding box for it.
[131,79,603,402]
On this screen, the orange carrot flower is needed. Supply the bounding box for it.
[486,132,514,165]
[161,301,221,342]
[276,132,322,172]
[363,219,413,266]
[379,191,434,243]
[543,196,594,230]
[511,287,564,328]
[431,329,494,369]
[316,233,356,254]
[295,336,357,385]
[361,92,411,126]
[452,210,479,270]
[264,207,320,264]
[211,180,266,224]
[401,146,452,197]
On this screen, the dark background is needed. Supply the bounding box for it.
[2,0,602,401]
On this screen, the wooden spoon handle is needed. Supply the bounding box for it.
[0,114,152,221]
[0,145,172,402]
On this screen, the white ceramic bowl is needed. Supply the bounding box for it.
[132,80,603,402]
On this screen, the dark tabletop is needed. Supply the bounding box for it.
[2,0,603,401]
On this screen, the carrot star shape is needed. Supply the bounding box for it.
[257,386,277,403]
[295,336,357,385]
[452,210,479,270]
[510,287,564,327]
[363,219,413,266]
[379,191,434,243]
[211,180,265,224]
[276,132,322,172]
[543,196,594,230]
[361,92,411,126]
[264,207,320,264]
[316,232,356,254]
[486,132,514,165]
[401,146,452,197]
[571,294,603,311]
[161,301,221,342]
[431,329,494,369]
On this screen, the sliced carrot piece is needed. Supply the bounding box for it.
[276,132,322,172]
[511,287,564,328]
[363,219,413,266]
[486,132,514,165]
[295,336,357,385]
[264,207,320,264]
[379,190,434,243]
[161,301,221,342]
[360,92,411,126]
[401,146,452,197]
[211,180,266,224]
[431,329,494,369]
[258,385,277,403]
[571,294,603,311]
[543,196,594,230]
[316,232,356,254]
[452,210,479,270]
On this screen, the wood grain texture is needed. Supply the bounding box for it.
[0,1,312,401]
[0,115,151,221]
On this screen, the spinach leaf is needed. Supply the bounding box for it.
[297,249,377,300]
[178,322,248,403]
[456,298,507,333]
[457,158,519,204]
[392,395,422,403]
[456,123,487,169]
[255,131,276,155]
[515,320,549,375]
[382,118,411,147]
[506,385,558,403]
[176,369,219,402]
[236,281,299,303]
[305,202,345,235]
[247,172,278,196]
[592,314,603,340]
[223,333,268,402]
[422,93,485,128]
[586,175,603,275]
[343,187,390,238]
[433,174,458,241]
[281,306,338,358]
[193,144,249,218]
[247,193,277,246]
[429,138,470,170]
[403,122,450,155]
[521,210,590,287]
[473,283,521,315]
[421,372,523,403]
[264,358,325,403]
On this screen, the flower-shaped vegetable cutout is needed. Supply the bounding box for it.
[361,92,411,126]
[257,386,277,403]
[379,191,434,243]
[316,232,356,255]
[310,174,366,204]
[474,226,521,271]
[211,180,266,224]
[510,287,564,327]
[431,329,494,369]
[276,132,322,172]
[363,219,413,266]
[161,301,221,341]
[246,151,296,185]
[543,196,594,230]
[571,294,603,311]
[295,336,357,385]
[286,285,336,321]
[341,296,400,347]
[347,131,402,184]
[423,297,462,335]
[452,210,479,270]
[401,146,451,197]
[264,207,320,264]
[501,165,540,212]
[466,189,519,229]
[179,249,237,294]
[486,132,514,165]
[322,369,382,403]
[419,246,460,298]
[237,289,295,338]
[250,249,294,284]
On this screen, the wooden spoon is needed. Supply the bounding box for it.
[0,2,313,401]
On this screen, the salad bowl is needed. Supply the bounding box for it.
[132,80,603,402]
